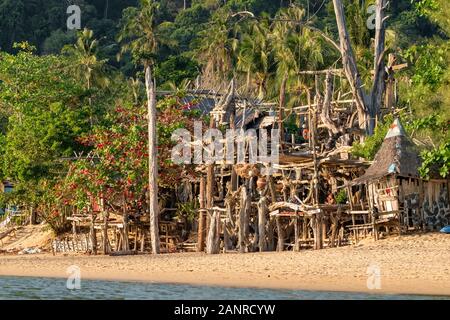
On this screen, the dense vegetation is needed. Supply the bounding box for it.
[0,0,448,230]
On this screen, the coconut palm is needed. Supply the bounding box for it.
[62,28,109,127]
[235,18,272,99]
[195,7,236,88]
[117,0,158,67]
[63,28,108,92]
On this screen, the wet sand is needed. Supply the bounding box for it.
[1,232,449,296]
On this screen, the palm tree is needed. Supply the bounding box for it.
[63,28,108,126]
[118,0,160,254]
[235,18,272,99]
[195,7,236,88]
[269,6,326,139]
[117,0,158,66]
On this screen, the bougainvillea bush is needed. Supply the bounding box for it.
[51,95,203,224]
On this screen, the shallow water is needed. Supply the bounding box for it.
[0,276,448,300]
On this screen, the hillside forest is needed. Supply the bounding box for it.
[0,0,448,234]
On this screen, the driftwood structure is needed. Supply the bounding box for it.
[348,119,450,239]
[52,72,447,255]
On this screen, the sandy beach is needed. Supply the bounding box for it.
[1,232,450,296]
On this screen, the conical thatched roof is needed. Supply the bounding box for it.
[351,118,421,185]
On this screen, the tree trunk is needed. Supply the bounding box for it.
[332,0,387,136]
[206,210,220,254]
[257,195,268,252]
[238,185,250,253]
[90,213,97,255]
[145,65,160,254]
[294,217,300,251]
[103,212,109,254]
[122,194,129,252]
[197,176,206,252]
[29,206,37,225]
[276,216,284,252]
[205,116,216,252]
[278,72,288,149]
[371,0,387,130]
[311,213,323,250]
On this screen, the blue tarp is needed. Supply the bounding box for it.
[440,226,450,234]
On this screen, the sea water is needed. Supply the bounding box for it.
[0,276,448,300]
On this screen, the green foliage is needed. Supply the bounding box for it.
[155,55,199,87]
[419,141,450,178]
[0,48,89,183]
[335,189,348,205]
[351,115,395,160]
[403,44,448,90]
[118,0,159,66]
[0,0,449,225]
[42,30,78,55]
[176,200,197,223]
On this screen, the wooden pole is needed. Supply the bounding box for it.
[30,206,37,225]
[90,212,97,255]
[276,216,284,252]
[206,210,220,254]
[145,64,160,254]
[308,89,319,206]
[205,116,216,248]
[197,176,206,252]
[278,72,288,152]
[223,219,230,253]
[230,102,238,192]
[102,198,109,254]
[294,216,300,252]
[122,194,129,251]
[239,185,249,253]
[258,194,268,252]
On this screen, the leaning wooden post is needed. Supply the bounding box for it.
[257,193,268,252]
[145,64,160,254]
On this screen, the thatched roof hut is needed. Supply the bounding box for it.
[351,118,421,185]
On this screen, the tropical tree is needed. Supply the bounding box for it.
[235,17,272,98]
[195,7,237,88]
[332,0,388,135]
[118,0,160,254]
[63,28,109,127]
